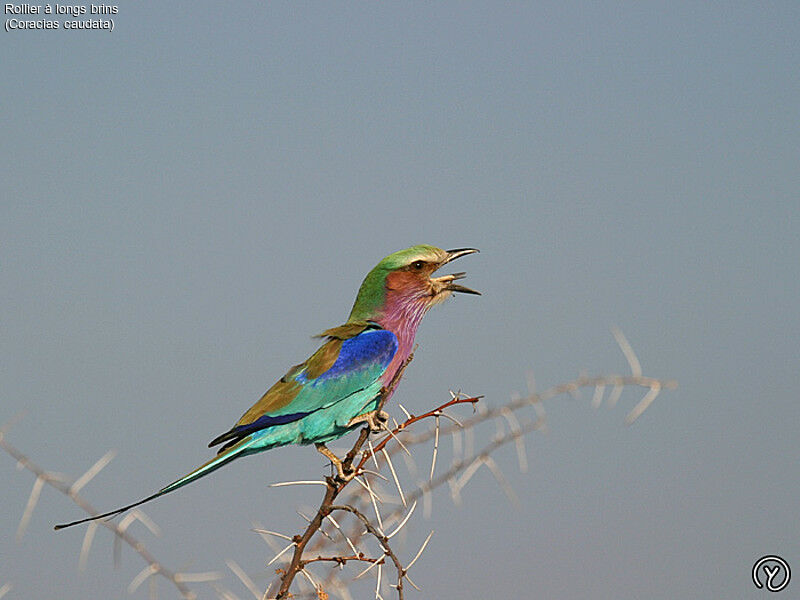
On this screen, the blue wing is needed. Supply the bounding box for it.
[210,327,398,448]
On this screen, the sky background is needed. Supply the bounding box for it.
[2,2,799,599]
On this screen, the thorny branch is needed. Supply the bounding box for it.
[263,331,676,600]
[2,330,675,599]
[328,505,406,595]
[271,351,418,599]
[353,394,482,476]
[0,427,221,599]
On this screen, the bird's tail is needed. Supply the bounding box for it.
[54,435,258,530]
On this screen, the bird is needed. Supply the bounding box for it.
[55,245,479,530]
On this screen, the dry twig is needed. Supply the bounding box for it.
[0,431,221,599]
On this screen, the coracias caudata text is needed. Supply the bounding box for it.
[55,245,479,530]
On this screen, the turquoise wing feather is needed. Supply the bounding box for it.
[54,327,399,530]
[209,327,398,451]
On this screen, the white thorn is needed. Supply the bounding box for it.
[211,583,240,600]
[429,415,440,481]
[252,520,283,551]
[130,509,161,536]
[128,563,159,595]
[69,449,116,496]
[625,383,661,425]
[447,475,462,507]
[269,480,328,487]
[148,573,157,600]
[267,542,295,566]
[457,456,483,491]
[352,474,383,503]
[483,456,521,508]
[16,474,45,541]
[295,511,333,541]
[354,554,383,580]
[360,468,388,482]
[437,411,463,428]
[406,530,434,570]
[250,529,293,541]
[405,574,422,591]
[300,568,319,593]
[612,326,642,377]
[367,439,381,471]
[591,384,606,409]
[382,427,411,457]
[530,397,548,432]
[78,521,98,571]
[361,475,384,533]
[381,448,406,508]
[501,408,528,473]
[226,559,261,600]
[374,562,383,599]
[325,514,359,555]
[387,500,417,539]
[0,411,26,440]
[494,413,505,441]
[118,512,137,533]
[607,383,624,408]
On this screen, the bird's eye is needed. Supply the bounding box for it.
[411,260,425,270]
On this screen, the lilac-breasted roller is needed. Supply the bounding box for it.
[55,245,479,530]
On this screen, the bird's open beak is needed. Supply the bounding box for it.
[431,248,481,296]
[443,247,480,264]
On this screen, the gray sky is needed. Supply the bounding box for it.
[2,3,799,599]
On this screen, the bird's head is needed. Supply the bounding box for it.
[348,245,480,324]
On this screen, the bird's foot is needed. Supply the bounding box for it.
[315,443,354,482]
[348,410,389,433]
[370,410,390,432]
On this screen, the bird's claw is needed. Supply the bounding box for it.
[368,410,389,433]
[315,442,356,482]
[348,410,389,433]
[333,463,355,483]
